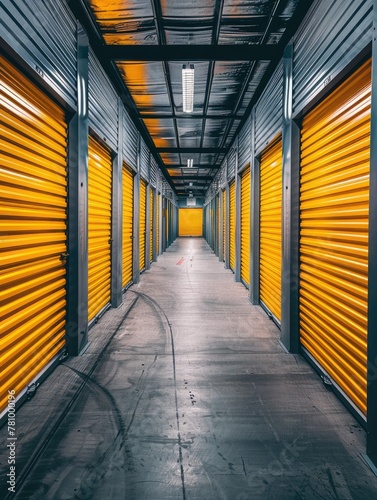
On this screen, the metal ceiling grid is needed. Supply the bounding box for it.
[82,0,314,198]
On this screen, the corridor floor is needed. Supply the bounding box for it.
[2,238,377,499]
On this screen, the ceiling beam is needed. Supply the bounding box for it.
[102,44,277,61]
[140,114,240,120]
[158,148,227,153]
[166,164,220,169]
[170,176,214,181]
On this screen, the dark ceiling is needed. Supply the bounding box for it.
[70,0,314,198]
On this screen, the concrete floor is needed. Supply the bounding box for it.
[1,237,377,499]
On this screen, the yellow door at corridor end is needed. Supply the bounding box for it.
[122,165,133,288]
[240,167,251,286]
[179,208,203,236]
[1,56,67,412]
[259,138,282,321]
[88,136,112,322]
[300,59,371,416]
[150,188,154,262]
[139,179,147,271]
[229,180,236,271]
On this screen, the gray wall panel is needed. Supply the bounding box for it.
[88,47,118,151]
[0,0,77,108]
[255,60,283,155]
[293,0,372,115]
[123,111,139,170]
[140,139,150,181]
[227,147,236,180]
[238,115,251,170]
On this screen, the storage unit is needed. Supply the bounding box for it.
[240,167,251,287]
[88,136,112,322]
[178,208,203,237]
[150,188,154,262]
[222,189,226,261]
[259,138,282,322]
[1,56,67,412]
[122,164,134,289]
[157,193,161,255]
[299,59,371,416]
[229,180,236,271]
[139,179,147,271]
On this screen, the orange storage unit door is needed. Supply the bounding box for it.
[240,167,251,286]
[122,164,133,288]
[222,189,226,261]
[139,179,147,271]
[259,138,282,322]
[229,180,236,271]
[178,208,203,236]
[1,56,67,412]
[150,188,154,262]
[157,193,161,255]
[88,136,112,322]
[300,59,371,416]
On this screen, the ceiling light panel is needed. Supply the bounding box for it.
[182,64,195,113]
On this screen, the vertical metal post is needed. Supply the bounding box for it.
[235,140,241,282]
[133,135,141,283]
[250,109,260,304]
[367,0,377,467]
[67,23,89,356]
[281,43,300,353]
[145,184,151,270]
[111,99,123,307]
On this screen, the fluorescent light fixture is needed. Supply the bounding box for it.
[182,64,194,113]
[187,158,193,168]
[189,182,193,186]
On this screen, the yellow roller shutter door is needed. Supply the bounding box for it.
[139,179,147,271]
[222,189,226,261]
[241,167,251,286]
[260,139,282,321]
[157,194,160,255]
[122,165,133,288]
[179,208,203,236]
[300,60,370,415]
[88,136,112,322]
[229,181,236,271]
[150,188,154,262]
[0,56,67,412]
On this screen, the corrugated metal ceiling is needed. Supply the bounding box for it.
[78,0,313,197]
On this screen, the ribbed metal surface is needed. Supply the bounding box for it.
[293,0,372,116]
[229,181,236,271]
[179,209,203,237]
[260,138,282,322]
[0,0,77,109]
[255,60,283,155]
[150,156,157,187]
[300,60,370,415]
[238,116,251,170]
[222,189,226,261]
[88,48,118,151]
[139,179,147,271]
[122,165,133,288]
[88,136,112,322]
[241,167,251,287]
[140,139,150,181]
[150,188,154,262]
[123,111,138,170]
[227,148,236,181]
[1,56,67,411]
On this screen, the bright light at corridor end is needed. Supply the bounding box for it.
[187,158,193,168]
[182,64,194,113]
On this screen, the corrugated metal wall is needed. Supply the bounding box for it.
[150,156,157,187]
[293,0,372,116]
[123,111,139,170]
[0,0,77,109]
[88,48,118,151]
[255,60,283,155]
[140,139,150,181]
[238,116,251,170]
[227,148,236,180]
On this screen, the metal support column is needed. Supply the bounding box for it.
[67,23,89,356]
[367,0,377,469]
[281,43,300,353]
[111,98,123,307]
[250,109,260,304]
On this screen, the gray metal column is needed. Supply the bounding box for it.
[145,185,151,270]
[367,0,377,468]
[133,136,141,283]
[111,99,123,307]
[250,109,260,304]
[281,43,300,353]
[235,140,241,282]
[67,23,89,356]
